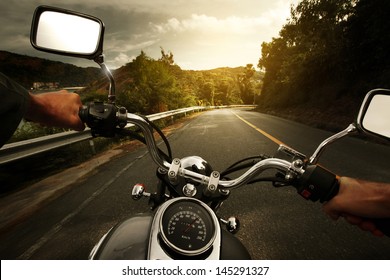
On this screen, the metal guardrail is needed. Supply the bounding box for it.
[0,105,255,165]
[0,106,207,165]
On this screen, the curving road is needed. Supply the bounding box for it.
[1,108,390,259]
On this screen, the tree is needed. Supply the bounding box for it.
[237,64,256,104]
[258,0,356,108]
[81,51,256,112]
[117,51,180,113]
[344,0,390,90]
[159,47,175,66]
[198,80,215,106]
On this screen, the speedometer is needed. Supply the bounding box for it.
[160,199,216,256]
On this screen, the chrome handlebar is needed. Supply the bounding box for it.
[126,113,171,170]
[126,113,305,190]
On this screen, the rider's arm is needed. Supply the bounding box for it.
[0,72,84,147]
[323,177,390,236]
[0,72,31,147]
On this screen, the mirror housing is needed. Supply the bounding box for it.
[30,6,116,103]
[357,89,390,141]
[30,6,105,61]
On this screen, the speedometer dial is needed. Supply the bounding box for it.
[160,199,216,256]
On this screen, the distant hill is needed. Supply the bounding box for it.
[0,50,102,89]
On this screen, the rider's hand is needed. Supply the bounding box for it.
[26,90,85,131]
[339,213,384,237]
[322,177,390,236]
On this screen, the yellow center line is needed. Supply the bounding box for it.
[232,111,287,147]
[232,111,340,178]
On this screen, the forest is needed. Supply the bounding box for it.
[257,0,390,130]
[80,49,262,115]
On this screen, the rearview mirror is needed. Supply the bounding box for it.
[30,6,104,60]
[357,89,390,141]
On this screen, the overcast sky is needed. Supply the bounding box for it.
[0,0,299,70]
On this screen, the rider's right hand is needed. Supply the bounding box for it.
[322,177,390,236]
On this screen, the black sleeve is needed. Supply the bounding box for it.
[0,72,30,147]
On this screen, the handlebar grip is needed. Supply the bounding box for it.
[296,165,339,203]
[77,101,128,137]
[79,105,89,123]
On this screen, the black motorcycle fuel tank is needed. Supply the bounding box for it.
[90,214,153,260]
[220,230,251,259]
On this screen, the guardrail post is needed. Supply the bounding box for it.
[89,139,96,154]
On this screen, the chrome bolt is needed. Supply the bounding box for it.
[183,183,197,197]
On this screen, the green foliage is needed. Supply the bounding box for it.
[237,64,257,104]
[258,0,390,113]
[83,51,260,113]
[2,48,261,123]
[117,51,188,114]
[9,121,67,143]
[345,0,390,88]
[2,48,261,144]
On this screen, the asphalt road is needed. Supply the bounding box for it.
[1,108,390,259]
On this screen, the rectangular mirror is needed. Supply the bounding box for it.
[30,6,104,60]
[357,89,390,140]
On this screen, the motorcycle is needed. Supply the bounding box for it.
[30,6,390,260]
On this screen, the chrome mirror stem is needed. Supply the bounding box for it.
[309,123,358,165]
[96,57,116,104]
